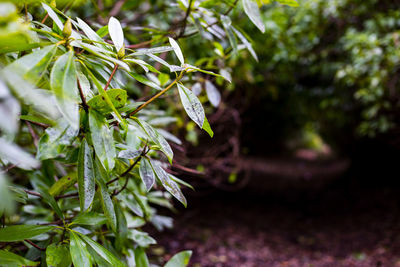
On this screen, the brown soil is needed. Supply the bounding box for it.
[148,159,400,267]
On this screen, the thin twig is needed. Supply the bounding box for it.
[26,121,38,147]
[24,240,45,251]
[104,64,118,91]
[24,189,42,198]
[77,79,89,112]
[20,119,49,128]
[55,192,79,200]
[109,0,127,17]
[41,14,49,24]
[128,71,185,117]
[178,0,193,38]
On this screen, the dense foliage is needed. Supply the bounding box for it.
[0,0,299,266]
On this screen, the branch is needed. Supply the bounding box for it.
[77,79,89,112]
[24,189,42,198]
[104,64,118,91]
[55,192,79,200]
[109,0,127,17]
[25,121,38,148]
[128,70,185,117]
[177,0,193,38]
[25,239,45,251]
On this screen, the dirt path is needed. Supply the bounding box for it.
[149,183,400,267]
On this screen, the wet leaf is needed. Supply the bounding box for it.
[69,231,92,267]
[46,243,71,267]
[98,179,117,232]
[0,225,55,242]
[89,109,116,171]
[169,37,184,65]
[109,17,124,53]
[78,139,96,212]
[50,50,79,130]
[139,158,155,191]
[0,250,38,267]
[87,88,127,114]
[243,0,265,33]
[164,250,192,267]
[205,80,221,107]
[177,83,204,128]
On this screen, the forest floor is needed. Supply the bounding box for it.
[148,158,400,267]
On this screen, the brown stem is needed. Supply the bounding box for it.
[26,121,38,147]
[109,0,127,17]
[41,14,49,24]
[20,119,49,128]
[104,64,118,91]
[55,192,79,200]
[128,71,185,117]
[126,40,153,49]
[24,240,45,251]
[178,0,193,38]
[24,189,42,198]
[77,79,89,112]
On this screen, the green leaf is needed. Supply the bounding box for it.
[276,0,299,7]
[76,232,126,267]
[5,45,57,84]
[49,174,77,196]
[242,0,265,33]
[127,72,162,90]
[164,250,192,267]
[108,17,124,53]
[132,118,173,163]
[149,160,187,207]
[46,243,72,267]
[177,83,205,129]
[0,174,14,216]
[139,158,155,191]
[97,25,109,38]
[205,80,221,107]
[50,50,80,130]
[69,231,92,267]
[42,3,64,30]
[202,115,214,138]
[87,88,127,114]
[232,26,258,61]
[130,230,156,247]
[98,179,117,231]
[37,120,79,160]
[134,247,149,267]
[0,249,38,267]
[78,138,96,212]
[0,225,54,242]
[221,15,238,55]
[71,212,107,226]
[168,37,184,65]
[77,18,109,49]
[89,109,116,171]
[38,188,64,220]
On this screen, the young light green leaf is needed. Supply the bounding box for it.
[49,174,77,196]
[177,83,204,129]
[89,109,116,171]
[78,139,96,212]
[242,0,266,33]
[128,72,162,90]
[69,231,92,267]
[0,225,55,242]
[205,80,221,107]
[46,243,72,267]
[139,158,155,191]
[0,250,38,267]
[98,179,117,231]
[149,160,187,207]
[134,247,149,267]
[276,0,299,7]
[50,50,80,130]
[164,250,192,267]
[5,45,57,84]
[108,17,124,53]
[169,37,184,65]
[202,115,214,137]
[77,232,126,267]
[71,212,107,226]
